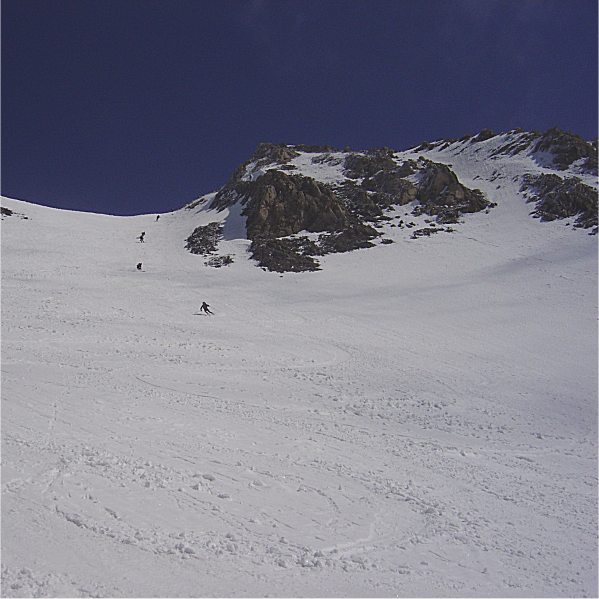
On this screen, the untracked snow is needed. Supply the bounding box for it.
[1,140,597,597]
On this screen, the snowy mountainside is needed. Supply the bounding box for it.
[181,127,597,273]
[1,128,598,597]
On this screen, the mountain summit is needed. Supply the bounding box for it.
[182,128,597,272]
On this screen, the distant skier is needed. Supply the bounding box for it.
[155,215,160,221]
[137,262,143,270]
[138,232,145,243]
[200,301,213,315]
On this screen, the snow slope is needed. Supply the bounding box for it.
[1,142,597,597]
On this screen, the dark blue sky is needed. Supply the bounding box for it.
[2,0,597,215]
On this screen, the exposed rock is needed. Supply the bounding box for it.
[252,142,300,164]
[185,196,210,210]
[210,143,301,211]
[185,222,223,255]
[241,170,350,239]
[336,183,384,220]
[249,236,321,272]
[490,131,540,158]
[311,154,343,166]
[413,140,440,152]
[532,128,597,174]
[210,163,252,210]
[1,206,28,220]
[292,144,339,153]
[336,175,418,222]
[472,129,496,142]
[339,153,418,220]
[196,129,596,273]
[520,174,597,230]
[344,150,397,179]
[362,169,418,198]
[414,160,489,223]
[411,226,453,239]
[205,255,234,268]
[318,223,380,253]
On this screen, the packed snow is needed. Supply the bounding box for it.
[1,137,597,597]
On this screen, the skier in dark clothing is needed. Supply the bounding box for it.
[138,232,145,243]
[200,301,213,315]
[137,262,142,270]
[155,215,160,221]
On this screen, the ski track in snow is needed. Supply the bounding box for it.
[1,139,597,597]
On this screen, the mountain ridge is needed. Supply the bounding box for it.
[182,127,597,272]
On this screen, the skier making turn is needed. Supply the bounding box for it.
[200,301,213,315]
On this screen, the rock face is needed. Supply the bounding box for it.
[252,142,300,165]
[240,170,350,239]
[343,148,406,179]
[415,161,489,224]
[210,143,300,211]
[487,127,598,175]
[472,129,496,143]
[490,130,540,158]
[532,128,597,174]
[185,222,223,255]
[238,171,382,271]
[185,128,595,272]
[521,174,598,231]
[201,141,493,271]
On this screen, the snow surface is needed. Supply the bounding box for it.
[1,140,598,597]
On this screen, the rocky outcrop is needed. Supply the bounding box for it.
[490,130,541,158]
[318,224,379,253]
[311,153,344,167]
[185,222,235,267]
[204,255,234,268]
[252,142,299,164]
[413,161,489,224]
[1,206,28,220]
[344,148,397,179]
[206,145,492,271]
[249,236,321,272]
[343,151,489,225]
[210,143,301,211]
[189,128,597,273]
[185,222,223,255]
[521,174,597,231]
[488,127,597,174]
[292,144,339,153]
[241,170,350,239]
[337,178,417,221]
[472,129,496,143]
[532,128,597,174]
[411,225,454,239]
[362,169,417,198]
[241,172,384,271]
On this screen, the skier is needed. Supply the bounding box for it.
[138,232,145,243]
[200,301,213,315]
[137,262,142,270]
[155,215,160,221]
